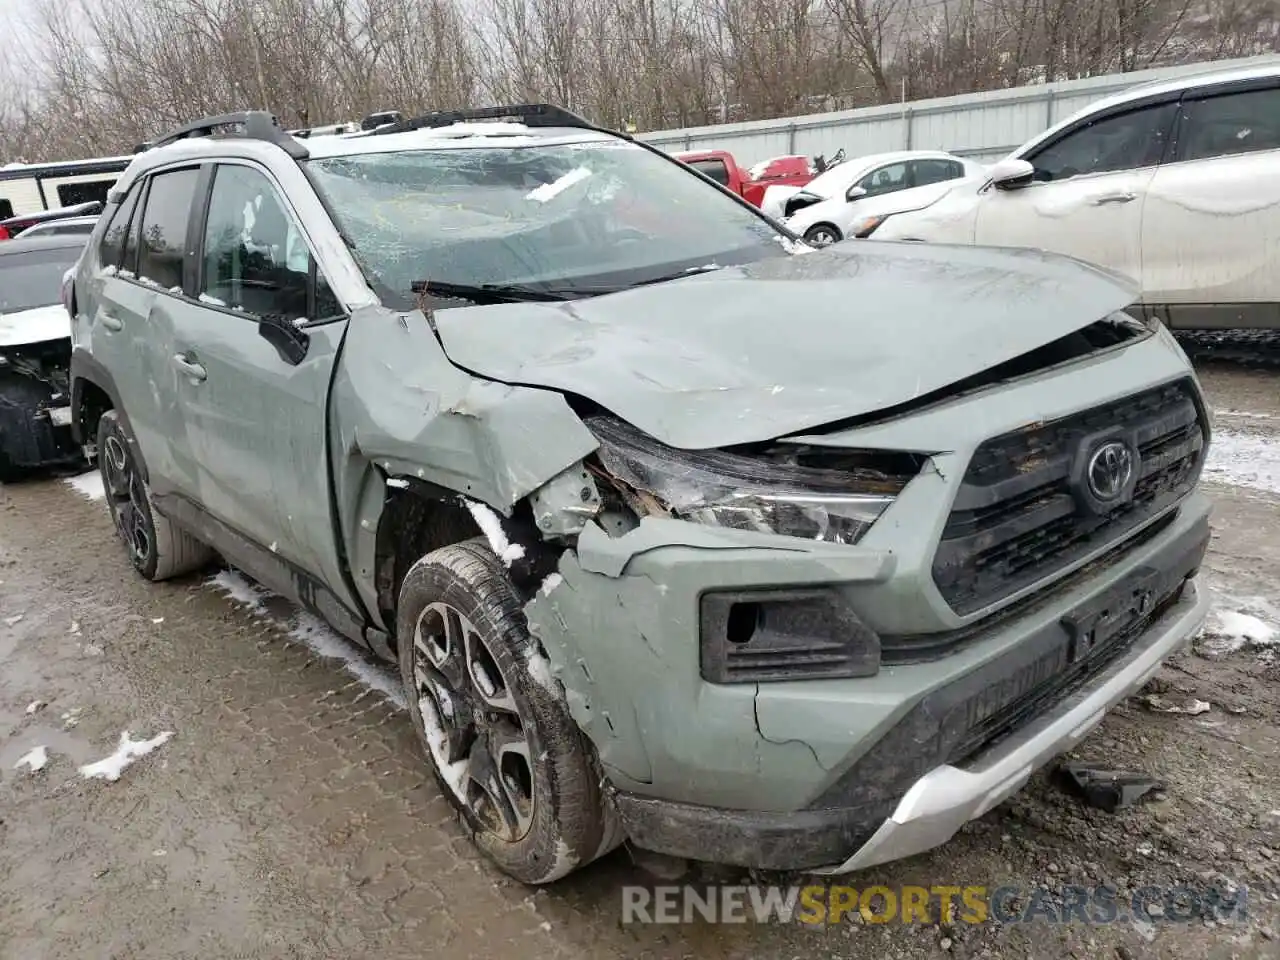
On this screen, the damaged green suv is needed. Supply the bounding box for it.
[67,106,1213,884]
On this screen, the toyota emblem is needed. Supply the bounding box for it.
[1086,440,1135,502]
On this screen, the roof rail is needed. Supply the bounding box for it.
[144,110,309,159]
[371,103,610,137]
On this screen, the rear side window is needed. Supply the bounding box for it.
[912,158,965,186]
[98,186,141,268]
[688,159,730,186]
[1178,87,1280,162]
[1027,103,1176,181]
[137,168,200,289]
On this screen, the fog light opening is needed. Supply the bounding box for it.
[726,602,760,645]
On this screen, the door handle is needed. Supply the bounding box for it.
[1090,192,1136,205]
[172,354,207,381]
[100,313,123,331]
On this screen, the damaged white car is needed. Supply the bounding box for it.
[0,232,88,480]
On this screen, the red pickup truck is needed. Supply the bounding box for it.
[672,149,843,208]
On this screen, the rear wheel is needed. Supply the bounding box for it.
[803,224,842,247]
[397,539,620,884]
[97,410,212,581]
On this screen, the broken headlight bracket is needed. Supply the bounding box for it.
[587,414,909,546]
[700,587,881,683]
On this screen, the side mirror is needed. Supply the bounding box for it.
[988,158,1035,189]
[258,312,311,365]
[845,185,868,202]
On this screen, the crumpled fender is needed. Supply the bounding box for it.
[329,306,599,622]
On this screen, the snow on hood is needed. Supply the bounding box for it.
[0,303,70,348]
[433,242,1140,449]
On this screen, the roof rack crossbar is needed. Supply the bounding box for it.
[372,103,602,136]
[145,110,309,159]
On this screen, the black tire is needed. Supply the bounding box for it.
[803,223,842,247]
[397,539,618,884]
[97,410,212,581]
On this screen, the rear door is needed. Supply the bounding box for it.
[87,167,203,494]
[170,160,349,584]
[1141,80,1280,327]
[974,101,1178,285]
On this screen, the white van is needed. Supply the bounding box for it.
[0,155,133,220]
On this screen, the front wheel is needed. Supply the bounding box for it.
[803,224,842,247]
[397,539,620,884]
[97,410,212,581]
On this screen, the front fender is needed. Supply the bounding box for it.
[329,305,600,627]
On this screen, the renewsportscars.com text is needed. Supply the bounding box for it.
[621,884,1248,926]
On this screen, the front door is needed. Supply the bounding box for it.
[975,102,1177,288]
[169,160,350,590]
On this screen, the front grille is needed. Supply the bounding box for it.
[932,379,1205,616]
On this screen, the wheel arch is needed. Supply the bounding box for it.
[804,221,844,243]
[69,349,151,482]
[372,477,561,650]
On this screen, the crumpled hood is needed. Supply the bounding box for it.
[0,304,70,348]
[434,242,1139,449]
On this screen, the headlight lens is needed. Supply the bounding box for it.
[589,416,914,546]
[686,491,892,544]
[852,214,889,238]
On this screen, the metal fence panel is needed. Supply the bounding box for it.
[644,53,1280,167]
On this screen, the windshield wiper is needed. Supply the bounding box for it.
[571,264,725,296]
[410,279,570,304]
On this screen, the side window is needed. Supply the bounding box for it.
[857,162,909,198]
[57,180,114,207]
[200,164,329,321]
[912,159,964,187]
[1178,87,1280,162]
[137,168,200,289]
[98,185,141,268]
[315,272,341,318]
[689,159,730,186]
[1027,103,1176,182]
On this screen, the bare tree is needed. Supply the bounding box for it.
[2,0,1276,163]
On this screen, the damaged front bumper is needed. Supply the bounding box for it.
[0,340,82,476]
[528,494,1211,873]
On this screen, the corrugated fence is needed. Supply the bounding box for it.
[641,53,1280,166]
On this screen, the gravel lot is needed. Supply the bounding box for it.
[1,358,1278,960]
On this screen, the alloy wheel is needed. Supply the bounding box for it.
[412,601,536,843]
[101,434,151,567]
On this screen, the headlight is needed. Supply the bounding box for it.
[851,214,890,238]
[685,491,892,544]
[589,415,916,545]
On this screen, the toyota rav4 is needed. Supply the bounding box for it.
[66,105,1212,884]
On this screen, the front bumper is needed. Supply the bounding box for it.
[821,572,1208,873]
[0,365,81,474]
[606,502,1210,872]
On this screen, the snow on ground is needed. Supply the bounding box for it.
[1199,584,1280,659]
[79,731,172,781]
[1203,428,1280,496]
[208,570,406,709]
[15,746,49,772]
[64,471,105,501]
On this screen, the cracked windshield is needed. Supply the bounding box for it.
[305,139,786,306]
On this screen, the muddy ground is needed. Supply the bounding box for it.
[1,361,1279,960]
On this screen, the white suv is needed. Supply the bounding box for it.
[871,61,1280,330]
